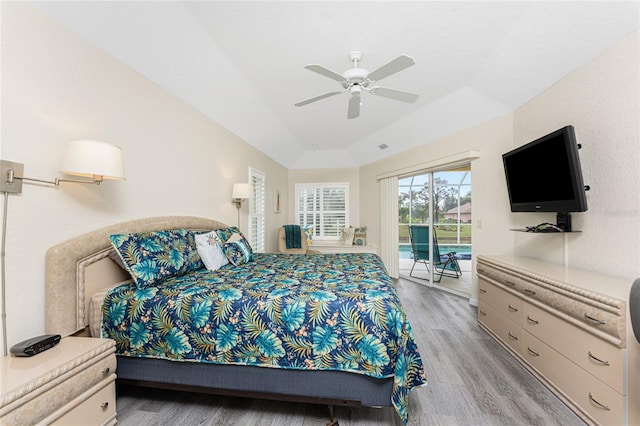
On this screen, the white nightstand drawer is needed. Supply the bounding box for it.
[50,379,116,426]
[0,337,116,425]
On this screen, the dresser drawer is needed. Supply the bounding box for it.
[523,332,623,426]
[477,263,523,291]
[519,281,625,346]
[50,379,116,426]
[478,278,522,326]
[479,301,523,355]
[524,302,624,393]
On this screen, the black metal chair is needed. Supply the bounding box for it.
[408,225,462,282]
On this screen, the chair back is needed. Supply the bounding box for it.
[277,226,309,254]
[409,225,443,263]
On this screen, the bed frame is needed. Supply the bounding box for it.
[44,216,393,418]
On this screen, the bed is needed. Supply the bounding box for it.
[45,216,426,424]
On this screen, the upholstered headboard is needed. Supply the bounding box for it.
[45,216,228,337]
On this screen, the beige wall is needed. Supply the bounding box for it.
[0,3,288,348]
[359,115,516,303]
[512,31,640,280]
[287,168,361,228]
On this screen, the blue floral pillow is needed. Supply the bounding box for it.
[216,226,253,255]
[223,240,253,266]
[109,229,203,289]
[216,226,248,244]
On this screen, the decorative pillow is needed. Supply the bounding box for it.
[215,226,246,244]
[194,231,229,272]
[109,229,203,289]
[216,226,253,257]
[108,249,130,272]
[223,239,253,266]
[340,227,355,245]
[353,226,367,246]
[303,226,314,244]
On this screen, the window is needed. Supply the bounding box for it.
[295,183,348,240]
[249,168,265,252]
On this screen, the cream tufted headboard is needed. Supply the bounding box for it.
[45,216,228,337]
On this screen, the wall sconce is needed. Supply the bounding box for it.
[232,183,253,226]
[0,139,125,356]
[1,139,125,193]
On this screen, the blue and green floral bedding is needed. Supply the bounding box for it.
[101,252,426,423]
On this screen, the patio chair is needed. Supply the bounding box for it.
[408,225,462,282]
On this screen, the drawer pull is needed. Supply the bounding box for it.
[479,310,487,316]
[524,288,536,295]
[508,304,518,312]
[101,367,110,375]
[588,351,610,366]
[527,346,540,357]
[508,332,518,340]
[479,288,487,294]
[588,393,611,411]
[584,313,606,325]
[477,267,485,273]
[100,402,109,410]
[505,280,516,287]
[526,316,539,325]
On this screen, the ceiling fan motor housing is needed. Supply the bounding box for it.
[342,68,369,88]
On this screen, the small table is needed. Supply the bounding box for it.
[0,337,117,425]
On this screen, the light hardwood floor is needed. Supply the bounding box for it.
[116,279,585,425]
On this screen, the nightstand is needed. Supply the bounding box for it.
[0,337,116,425]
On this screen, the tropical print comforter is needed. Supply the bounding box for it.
[101,252,426,423]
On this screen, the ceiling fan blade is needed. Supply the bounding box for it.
[369,86,419,103]
[367,55,415,82]
[347,95,360,119]
[304,64,348,83]
[295,91,343,107]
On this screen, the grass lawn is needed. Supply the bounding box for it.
[399,224,471,245]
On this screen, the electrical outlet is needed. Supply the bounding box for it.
[0,160,24,194]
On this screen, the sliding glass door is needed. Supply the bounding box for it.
[398,166,472,296]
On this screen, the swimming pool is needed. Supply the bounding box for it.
[399,244,472,260]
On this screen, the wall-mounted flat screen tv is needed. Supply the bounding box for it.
[502,125,588,213]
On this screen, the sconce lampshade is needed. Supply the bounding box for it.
[61,139,125,180]
[232,183,253,200]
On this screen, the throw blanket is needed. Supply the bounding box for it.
[101,253,426,424]
[283,224,302,249]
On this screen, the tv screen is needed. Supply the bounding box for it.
[502,125,588,213]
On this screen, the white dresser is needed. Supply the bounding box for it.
[477,255,639,426]
[0,337,116,425]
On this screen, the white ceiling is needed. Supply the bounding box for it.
[33,1,639,169]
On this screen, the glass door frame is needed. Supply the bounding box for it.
[398,165,472,297]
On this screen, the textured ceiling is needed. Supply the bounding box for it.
[33,1,639,169]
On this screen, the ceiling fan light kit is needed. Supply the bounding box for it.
[295,50,419,119]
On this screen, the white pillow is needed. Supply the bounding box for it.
[195,231,229,271]
[340,227,355,245]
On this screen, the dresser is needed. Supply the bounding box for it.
[477,255,639,426]
[0,337,117,425]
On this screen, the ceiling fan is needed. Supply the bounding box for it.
[295,51,419,119]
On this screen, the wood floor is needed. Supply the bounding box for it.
[115,279,585,425]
